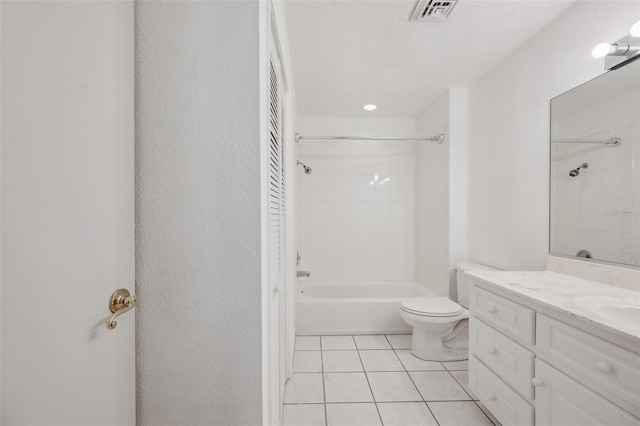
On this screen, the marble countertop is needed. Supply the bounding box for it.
[466,270,640,344]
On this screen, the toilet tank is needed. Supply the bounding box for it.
[455,262,498,308]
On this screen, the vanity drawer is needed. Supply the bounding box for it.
[470,317,535,399]
[470,286,535,344]
[469,356,534,426]
[537,314,640,418]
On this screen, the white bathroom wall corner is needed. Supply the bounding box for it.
[468,1,640,271]
[448,88,469,298]
[415,90,452,295]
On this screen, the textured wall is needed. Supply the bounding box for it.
[135,2,263,425]
[468,1,640,271]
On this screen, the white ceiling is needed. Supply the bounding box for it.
[284,0,575,118]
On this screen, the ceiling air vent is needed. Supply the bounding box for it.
[409,0,458,22]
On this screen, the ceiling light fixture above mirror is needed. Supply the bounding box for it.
[363,104,377,111]
[592,31,640,70]
[630,20,640,37]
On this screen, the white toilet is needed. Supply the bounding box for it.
[399,262,496,361]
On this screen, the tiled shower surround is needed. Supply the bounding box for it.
[297,141,418,281]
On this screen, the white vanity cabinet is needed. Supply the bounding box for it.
[468,278,640,426]
[469,286,536,426]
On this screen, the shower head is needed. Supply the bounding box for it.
[297,161,312,175]
[569,162,588,177]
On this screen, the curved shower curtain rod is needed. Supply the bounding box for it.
[295,133,445,144]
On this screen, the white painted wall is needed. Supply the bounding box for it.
[448,88,469,276]
[135,2,263,424]
[415,93,449,294]
[414,88,469,297]
[297,116,417,138]
[467,1,640,271]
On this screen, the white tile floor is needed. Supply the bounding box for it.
[284,335,499,426]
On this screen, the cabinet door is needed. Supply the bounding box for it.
[537,313,640,418]
[534,360,640,426]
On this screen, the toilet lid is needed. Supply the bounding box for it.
[401,297,462,317]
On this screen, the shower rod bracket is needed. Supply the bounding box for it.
[295,133,445,144]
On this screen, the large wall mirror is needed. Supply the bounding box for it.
[550,58,640,267]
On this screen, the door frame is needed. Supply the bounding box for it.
[260,1,296,424]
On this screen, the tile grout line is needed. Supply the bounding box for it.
[444,360,499,425]
[474,401,498,426]
[444,366,475,401]
[353,335,385,426]
[386,335,424,395]
[298,335,490,425]
[312,399,480,404]
[319,336,328,426]
[284,398,485,405]
[443,362,496,425]
[385,334,443,426]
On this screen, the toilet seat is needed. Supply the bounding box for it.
[400,297,462,317]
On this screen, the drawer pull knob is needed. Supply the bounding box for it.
[488,347,497,355]
[595,362,612,374]
[487,306,497,313]
[531,378,544,387]
[487,394,497,401]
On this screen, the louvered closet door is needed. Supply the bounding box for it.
[268,41,287,424]
[269,58,285,284]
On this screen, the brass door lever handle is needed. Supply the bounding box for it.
[107,289,138,330]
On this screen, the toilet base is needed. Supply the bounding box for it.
[410,327,469,362]
[410,346,468,362]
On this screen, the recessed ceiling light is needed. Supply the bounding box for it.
[363,104,377,111]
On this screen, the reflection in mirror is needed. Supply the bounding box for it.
[550,58,640,267]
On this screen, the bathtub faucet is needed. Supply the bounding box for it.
[297,271,311,278]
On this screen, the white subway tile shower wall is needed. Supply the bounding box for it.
[297,141,417,281]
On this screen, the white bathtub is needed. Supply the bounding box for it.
[296,281,435,335]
